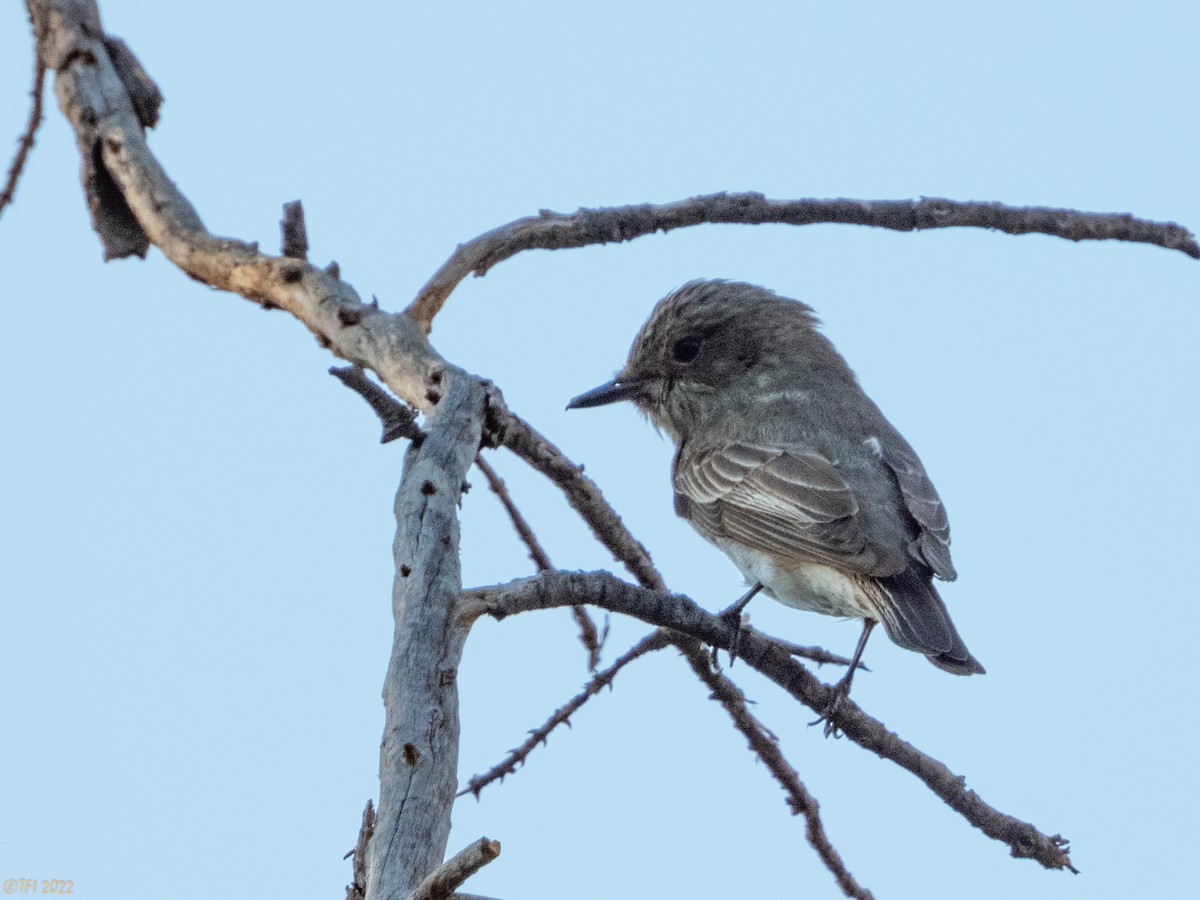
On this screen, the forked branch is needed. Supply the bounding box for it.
[28,0,1130,892]
[463,570,1076,874]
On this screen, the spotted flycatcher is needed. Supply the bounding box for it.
[568,279,984,719]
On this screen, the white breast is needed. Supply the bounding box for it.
[707,535,872,620]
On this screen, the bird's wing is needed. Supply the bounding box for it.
[674,442,905,577]
[878,434,957,581]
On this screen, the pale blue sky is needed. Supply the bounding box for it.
[2,2,1197,898]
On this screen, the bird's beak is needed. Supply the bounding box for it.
[566,376,643,410]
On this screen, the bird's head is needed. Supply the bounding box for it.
[567,279,845,443]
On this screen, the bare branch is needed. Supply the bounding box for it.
[364,372,487,898]
[773,638,863,670]
[475,454,554,572]
[329,365,424,445]
[0,36,45,217]
[501,412,665,591]
[26,5,490,897]
[29,0,450,410]
[410,838,502,900]
[460,630,670,798]
[281,199,309,260]
[679,649,873,900]
[322,367,606,670]
[475,453,600,669]
[407,193,1199,329]
[465,570,1077,874]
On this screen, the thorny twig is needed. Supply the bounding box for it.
[475,453,601,669]
[0,44,45,217]
[680,650,874,900]
[459,631,670,798]
[468,569,1077,874]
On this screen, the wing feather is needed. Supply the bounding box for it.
[675,442,901,576]
[880,439,956,581]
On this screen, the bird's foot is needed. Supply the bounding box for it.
[713,604,748,667]
[712,584,762,668]
[809,681,850,739]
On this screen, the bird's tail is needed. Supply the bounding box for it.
[871,567,985,676]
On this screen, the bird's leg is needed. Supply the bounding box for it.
[713,583,763,667]
[810,619,876,738]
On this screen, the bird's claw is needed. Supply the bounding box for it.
[710,583,762,668]
[808,684,848,739]
[716,606,747,667]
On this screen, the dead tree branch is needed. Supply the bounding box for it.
[501,412,665,591]
[475,455,554,572]
[330,365,424,445]
[679,650,873,900]
[324,365,603,667]
[0,31,45,217]
[459,630,670,798]
[463,570,1076,874]
[369,373,486,897]
[773,639,861,669]
[475,453,601,669]
[407,193,1199,330]
[23,6,488,895]
[409,838,501,900]
[28,0,449,410]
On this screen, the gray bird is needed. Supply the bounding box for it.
[568,279,983,726]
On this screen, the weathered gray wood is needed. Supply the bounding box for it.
[368,372,485,900]
[27,6,493,895]
[29,0,449,412]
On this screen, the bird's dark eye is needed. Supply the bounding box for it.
[672,336,702,363]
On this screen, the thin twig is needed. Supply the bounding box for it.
[501,412,665,591]
[0,50,45,217]
[459,630,670,798]
[329,365,424,444]
[679,649,874,900]
[772,638,864,669]
[475,453,601,668]
[410,838,502,900]
[466,570,1077,874]
[475,455,554,571]
[407,193,1199,329]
